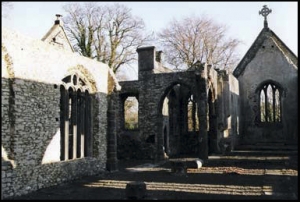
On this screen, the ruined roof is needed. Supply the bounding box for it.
[233,27,298,78]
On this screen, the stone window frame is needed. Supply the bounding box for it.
[120,93,139,131]
[255,80,283,127]
[60,73,92,161]
[186,93,199,132]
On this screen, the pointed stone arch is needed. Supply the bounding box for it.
[66,65,97,94]
[157,81,199,158]
[255,79,284,125]
[2,44,15,78]
[59,68,93,161]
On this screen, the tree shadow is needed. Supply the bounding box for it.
[8,149,297,200]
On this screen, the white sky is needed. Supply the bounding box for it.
[2,1,298,64]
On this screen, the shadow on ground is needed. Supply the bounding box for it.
[7,149,298,200]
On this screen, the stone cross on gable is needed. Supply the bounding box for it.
[259,5,272,28]
[56,14,62,20]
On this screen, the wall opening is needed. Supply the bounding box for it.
[124,96,139,130]
[187,94,199,132]
[60,73,92,161]
[258,82,282,124]
[159,83,199,157]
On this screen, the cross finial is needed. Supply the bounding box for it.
[55,14,63,25]
[259,5,272,28]
[56,14,62,20]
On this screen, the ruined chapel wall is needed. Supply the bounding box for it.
[228,74,240,147]
[117,69,198,160]
[116,80,141,135]
[1,78,14,198]
[1,28,111,198]
[215,71,239,151]
[1,27,111,94]
[2,78,107,198]
[238,37,298,143]
[138,71,196,140]
[42,25,74,53]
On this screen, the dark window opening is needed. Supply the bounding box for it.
[258,82,282,123]
[60,73,91,161]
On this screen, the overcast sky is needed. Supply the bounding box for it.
[2,1,298,78]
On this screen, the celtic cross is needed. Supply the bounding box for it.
[259,5,272,28]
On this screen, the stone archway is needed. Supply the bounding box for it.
[158,82,201,158]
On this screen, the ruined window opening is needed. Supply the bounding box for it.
[259,82,281,123]
[60,73,91,161]
[162,97,169,116]
[62,75,71,83]
[124,96,139,130]
[79,78,85,86]
[187,94,199,132]
[73,75,77,85]
[68,92,72,120]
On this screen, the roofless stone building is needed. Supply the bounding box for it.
[2,5,297,199]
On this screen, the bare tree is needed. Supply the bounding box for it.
[63,2,153,73]
[157,14,241,71]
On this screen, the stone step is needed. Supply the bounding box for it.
[235,144,298,151]
[229,150,298,156]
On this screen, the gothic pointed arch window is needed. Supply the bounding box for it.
[60,73,92,161]
[187,94,199,132]
[257,81,283,124]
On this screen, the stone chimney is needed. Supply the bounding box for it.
[55,14,63,25]
[136,46,155,73]
[155,51,163,63]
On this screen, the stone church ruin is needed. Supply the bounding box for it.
[114,47,239,162]
[2,5,297,199]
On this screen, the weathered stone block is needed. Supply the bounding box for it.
[171,161,187,175]
[125,181,147,200]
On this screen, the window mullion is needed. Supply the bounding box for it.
[264,88,268,122]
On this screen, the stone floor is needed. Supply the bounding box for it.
[8,148,298,200]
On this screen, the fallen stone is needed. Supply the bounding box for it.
[126,181,146,200]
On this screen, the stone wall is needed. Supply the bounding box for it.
[112,47,244,162]
[116,46,223,161]
[238,36,298,144]
[227,74,240,149]
[1,78,108,199]
[41,21,74,53]
[120,71,204,160]
[1,161,14,199]
[1,27,117,199]
[215,70,240,153]
[1,27,115,93]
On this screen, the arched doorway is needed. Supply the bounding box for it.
[159,83,200,158]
